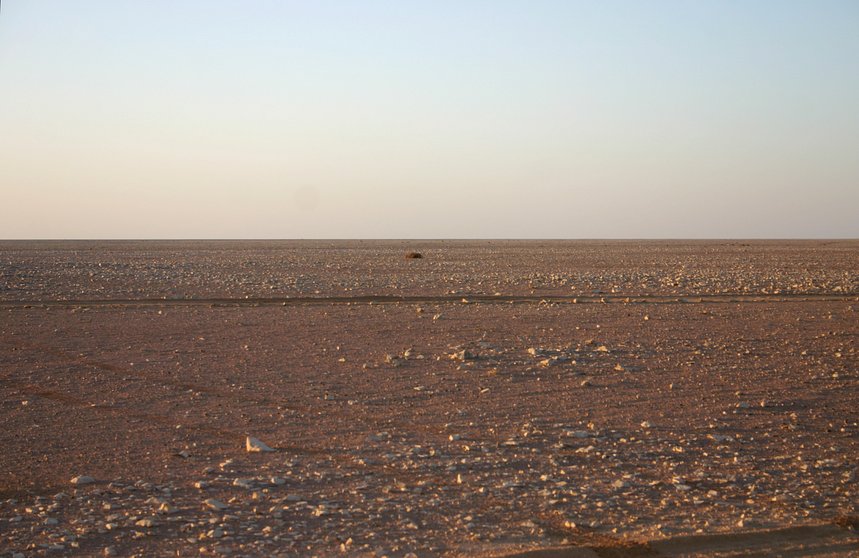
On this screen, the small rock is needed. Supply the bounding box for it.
[384,354,401,366]
[246,436,275,452]
[566,430,591,439]
[135,518,158,528]
[209,527,224,538]
[450,349,476,361]
[71,475,95,485]
[233,478,254,489]
[204,498,228,511]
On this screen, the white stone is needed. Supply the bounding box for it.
[246,436,274,452]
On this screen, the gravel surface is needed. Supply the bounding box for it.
[1,240,856,301]
[1,241,857,557]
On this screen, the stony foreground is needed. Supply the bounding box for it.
[0,241,857,556]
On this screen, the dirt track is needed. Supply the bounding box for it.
[1,241,857,556]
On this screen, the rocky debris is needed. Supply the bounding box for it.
[404,252,423,259]
[245,436,274,452]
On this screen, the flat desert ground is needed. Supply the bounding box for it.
[1,240,857,557]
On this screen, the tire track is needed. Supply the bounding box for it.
[500,522,859,557]
[1,292,856,308]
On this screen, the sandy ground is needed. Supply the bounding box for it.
[0,241,857,557]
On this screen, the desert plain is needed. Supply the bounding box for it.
[0,240,857,557]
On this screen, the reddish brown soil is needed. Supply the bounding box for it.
[0,241,857,557]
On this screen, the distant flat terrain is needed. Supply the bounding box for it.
[2,239,857,301]
[0,241,857,556]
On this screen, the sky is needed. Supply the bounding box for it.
[1,1,858,239]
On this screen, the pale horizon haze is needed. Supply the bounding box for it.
[1,1,858,239]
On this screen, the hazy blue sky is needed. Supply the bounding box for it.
[1,1,857,238]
